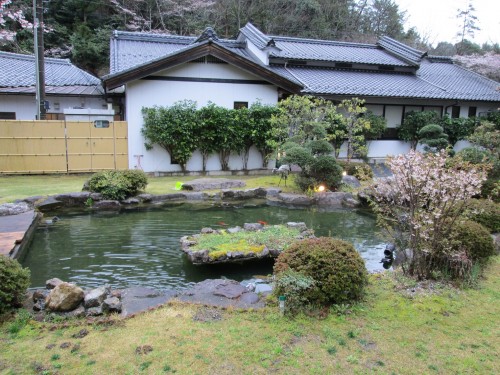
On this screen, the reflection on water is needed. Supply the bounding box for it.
[21,202,386,290]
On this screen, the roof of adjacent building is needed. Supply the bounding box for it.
[0,51,104,96]
[106,23,500,102]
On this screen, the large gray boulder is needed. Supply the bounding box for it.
[342,175,361,188]
[182,178,246,191]
[276,193,314,206]
[45,282,84,312]
[314,192,360,208]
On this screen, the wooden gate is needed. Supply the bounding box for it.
[0,120,128,174]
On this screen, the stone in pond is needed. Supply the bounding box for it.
[45,282,84,312]
[46,278,64,289]
[84,285,108,308]
[243,223,263,231]
[103,297,122,313]
[213,281,247,299]
[181,178,246,191]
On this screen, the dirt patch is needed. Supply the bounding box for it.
[135,345,153,355]
[193,307,223,322]
[72,329,89,339]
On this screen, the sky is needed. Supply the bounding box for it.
[394,0,500,46]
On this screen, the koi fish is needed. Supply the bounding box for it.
[257,220,268,226]
[217,221,228,226]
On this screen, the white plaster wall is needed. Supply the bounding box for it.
[367,140,412,158]
[0,94,107,120]
[0,96,36,119]
[126,63,279,172]
[245,41,269,65]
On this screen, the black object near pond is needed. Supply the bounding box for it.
[20,201,386,290]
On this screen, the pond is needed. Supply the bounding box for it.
[21,201,386,290]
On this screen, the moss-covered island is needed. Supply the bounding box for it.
[180,222,315,264]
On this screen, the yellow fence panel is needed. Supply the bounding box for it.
[66,121,92,172]
[0,120,128,174]
[0,120,67,173]
[113,121,129,170]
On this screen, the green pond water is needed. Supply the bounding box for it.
[21,201,386,290]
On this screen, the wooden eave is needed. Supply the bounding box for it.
[103,40,302,93]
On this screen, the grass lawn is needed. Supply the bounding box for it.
[0,174,300,204]
[1,258,499,374]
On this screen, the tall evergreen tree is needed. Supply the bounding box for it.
[456,0,480,54]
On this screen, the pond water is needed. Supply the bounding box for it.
[21,201,386,290]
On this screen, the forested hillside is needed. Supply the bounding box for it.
[1,0,498,80]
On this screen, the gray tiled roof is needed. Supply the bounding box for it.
[269,60,500,101]
[0,85,103,96]
[0,51,103,95]
[110,30,253,74]
[107,24,500,103]
[238,23,275,49]
[269,36,412,67]
[377,36,426,65]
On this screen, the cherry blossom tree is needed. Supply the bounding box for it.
[372,150,487,279]
[0,0,32,45]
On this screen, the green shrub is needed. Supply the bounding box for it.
[307,139,334,156]
[337,161,374,181]
[418,124,449,151]
[292,155,343,192]
[309,156,343,190]
[274,237,368,306]
[121,169,148,191]
[456,147,499,201]
[462,199,500,233]
[88,169,148,200]
[0,257,31,314]
[449,220,495,260]
[273,269,316,316]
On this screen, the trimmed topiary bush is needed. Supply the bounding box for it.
[462,199,500,233]
[274,237,368,306]
[449,220,495,260]
[0,257,31,314]
[292,155,343,192]
[88,169,148,200]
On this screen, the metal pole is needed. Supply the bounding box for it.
[33,0,46,120]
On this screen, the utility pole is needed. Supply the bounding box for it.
[33,0,46,120]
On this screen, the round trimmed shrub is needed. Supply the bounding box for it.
[293,156,343,192]
[0,257,31,314]
[309,156,343,190]
[88,169,148,200]
[450,220,495,260]
[121,169,148,192]
[274,237,368,305]
[462,199,500,233]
